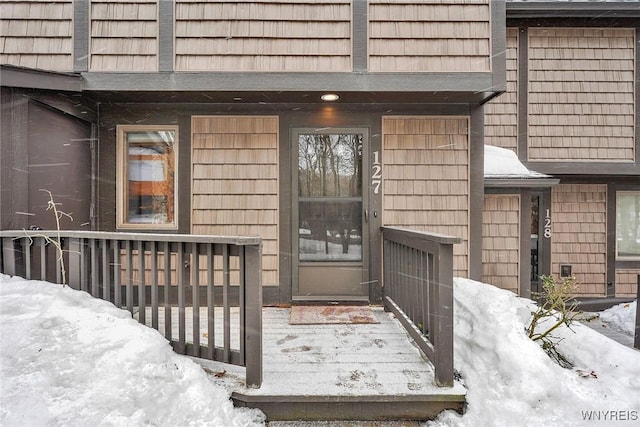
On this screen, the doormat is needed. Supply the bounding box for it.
[289,306,379,325]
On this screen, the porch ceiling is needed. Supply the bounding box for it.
[83,70,500,105]
[89,89,493,105]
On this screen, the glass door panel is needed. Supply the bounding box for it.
[294,131,367,299]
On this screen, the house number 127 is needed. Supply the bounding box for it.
[371,151,382,194]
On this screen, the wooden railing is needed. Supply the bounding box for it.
[381,226,462,387]
[0,230,263,388]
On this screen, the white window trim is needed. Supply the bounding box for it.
[116,125,179,230]
[616,191,640,261]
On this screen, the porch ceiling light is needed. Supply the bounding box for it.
[321,93,339,102]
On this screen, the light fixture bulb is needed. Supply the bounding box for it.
[321,93,339,102]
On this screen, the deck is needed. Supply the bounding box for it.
[3,229,465,421]
[153,306,467,421]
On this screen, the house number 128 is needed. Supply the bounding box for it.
[371,151,382,194]
[543,209,552,238]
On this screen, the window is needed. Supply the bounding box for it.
[117,125,178,229]
[616,192,640,260]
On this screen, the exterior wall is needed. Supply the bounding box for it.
[482,194,520,294]
[0,0,73,71]
[90,0,158,71]
[551,184,607,297]
[615,269,639,298]
[191,116,279,287]
[484,27,518,152]
[368,0,491,72]
[175,0,351,72]
[528,28,635,162]
[382,116,469,277]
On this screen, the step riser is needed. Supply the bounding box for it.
[232,395,465,421]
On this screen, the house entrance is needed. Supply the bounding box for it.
[531,190,551,295]
[292,128,369,301]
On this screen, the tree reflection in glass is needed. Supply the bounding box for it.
[298,134,363,261]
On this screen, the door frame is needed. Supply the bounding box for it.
[290,127,371,303]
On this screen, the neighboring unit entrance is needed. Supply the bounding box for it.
[292,128,369,301]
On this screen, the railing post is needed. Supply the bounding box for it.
[68,237,82,289]
[434,242,455,387]
[2,238,17,276]
[634,274,639,350]
[244,243,263,388]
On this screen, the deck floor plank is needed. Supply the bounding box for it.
[139,305,466,420]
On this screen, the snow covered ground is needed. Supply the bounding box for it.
[600,300,637,336]
[427,279,640,427]
[1,274,638,426]
[0,274,264,427]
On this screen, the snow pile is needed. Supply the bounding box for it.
[484,145,549,178]
[2,273,639,426]
[600,300,637,336]
[428,278,640,427]
[0,274,264,427]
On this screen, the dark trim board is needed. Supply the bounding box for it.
[607,183,617,297]
[507,5,640,19]
[484,178,560,188]
[517,26,529,161]
[73,0,89,72]
[1,65,82,92]
[82,72,498,101]
[351,0,367,72]
[469,107,484,282]
[520,189,532,299]
[524,162,640,177]
[231,393,465,422]
[158,0,174,72]
[492,0,507,94]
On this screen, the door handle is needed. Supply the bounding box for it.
[364,209,369,223]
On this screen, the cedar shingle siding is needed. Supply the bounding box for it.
[482,194,520,294]
[191,116,279,287]
[368,0,491,72]
[175,0,351,71]
[382,116,470,277]
[615,270,640,298]
[0,0,73,70]
[528,28,635,162]
[551,184,607,296]
[484,28,518,152]
[90,0,158,71]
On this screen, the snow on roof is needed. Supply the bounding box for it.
[484,145,551,179]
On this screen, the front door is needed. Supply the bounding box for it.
[292,128,369,301]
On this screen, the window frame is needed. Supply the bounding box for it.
[116,125,179,230]
[615,190,640,261]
